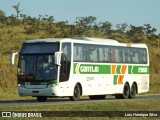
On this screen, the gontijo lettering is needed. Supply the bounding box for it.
[80,66,99,72]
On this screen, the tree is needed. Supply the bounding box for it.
[76,16,96,27]
[127,25,145,43]
[0,9,5,17]
[0,9,6,25]
[99,21,112,37]
[12,3,23,18]
[116,23,128,33]
[76,16,96,35]
[143,24,157,40]
[42,15,54,23]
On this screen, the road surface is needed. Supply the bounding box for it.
[0,94,159,107]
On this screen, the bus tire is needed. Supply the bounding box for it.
[89,95,106,100]
[121,83,130,99]
[37,96,47,102]
[117,83,130,99]
[69,84,81,101]
[129,83,137,99]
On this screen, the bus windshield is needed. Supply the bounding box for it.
[18,43,59,81]
[18,55,57,80]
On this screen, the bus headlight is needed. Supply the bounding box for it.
[48,84,57,87]
[18,84,24,87]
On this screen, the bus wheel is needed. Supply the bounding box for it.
[37,96,47,102]
[69,84,81,101]
[129,83,137,99]
[121,83,130,99]
[89,95,106,100]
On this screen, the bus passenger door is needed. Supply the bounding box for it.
[59,43,71,82]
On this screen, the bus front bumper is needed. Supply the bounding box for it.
[18,86,60,97]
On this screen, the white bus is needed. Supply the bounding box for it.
[11,37,149,102]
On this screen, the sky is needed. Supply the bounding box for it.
[0,0,160,33]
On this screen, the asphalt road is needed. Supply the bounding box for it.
[0,95,159,107]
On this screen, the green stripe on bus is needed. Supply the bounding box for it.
[113,75,118,85]
[116,65,121,74]
[128,66,133,74]
[128,66,149,74]
[74,63,149,74]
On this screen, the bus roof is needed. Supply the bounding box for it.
[24,37,147,48]
[74,37,119,43]
[24,37,118,43]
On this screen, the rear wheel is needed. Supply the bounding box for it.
[69,84,81,101]
[37,96,47,102]
[129,83,137,99]
[89,95,106,100]
[116,83,130,99]
[121,83,130,99]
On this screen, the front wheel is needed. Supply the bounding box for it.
[69,84,81,101]
[37,96,47,102]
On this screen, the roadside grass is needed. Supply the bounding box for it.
[0,88,34,101]
[1,99,159,111]
[149,74,160,94]
[0,99,159,120]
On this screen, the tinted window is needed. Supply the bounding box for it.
[21,43,59,54]
[60,43,71,82]
[73,43,147,64]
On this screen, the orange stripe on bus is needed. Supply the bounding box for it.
[112,65,117,74]
[121,65,127,74]
[118,75,124,84]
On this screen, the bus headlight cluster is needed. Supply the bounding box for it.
[18,84,24,87]
[48,84,57,87]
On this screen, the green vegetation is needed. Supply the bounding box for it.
[0,6,160,101]
[1,99,160,111]
[0,99,159,119]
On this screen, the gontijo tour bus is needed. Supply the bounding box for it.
[11,37,149,102]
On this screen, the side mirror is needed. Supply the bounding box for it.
[10,52,18,66]
[54,51,62,66]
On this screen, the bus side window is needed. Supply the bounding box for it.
[73,44,84,62]
[99,47,104,62]
[73,46,77,61]
[111,48,116,63]
[130,49,139,64]
[115,47,122,63]
[73,45,81,61]
[123,48,130,63]
[86,46,93,62]
[104,47,111,62]
[119,48,123,63]
[82,46,87,61]
[139,49,147,64]
[130,49,135,63]
[91,46,98,62]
